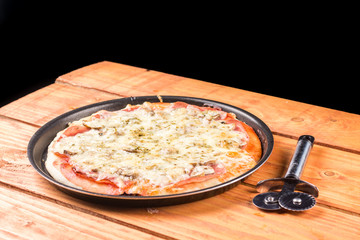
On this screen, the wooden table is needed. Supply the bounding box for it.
[1,61,359,239]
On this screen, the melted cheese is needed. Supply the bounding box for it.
[47,102,255,195]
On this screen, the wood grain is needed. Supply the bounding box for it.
[0,184,162,240]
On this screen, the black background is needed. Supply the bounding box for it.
[1,2,357,114]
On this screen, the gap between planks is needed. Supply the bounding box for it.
[56,79,128,99]
[0,180,178,240]
[272,131,360,155]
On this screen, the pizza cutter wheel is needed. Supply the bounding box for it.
[253,135,319,211]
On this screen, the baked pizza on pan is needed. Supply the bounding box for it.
[46,101,262,196]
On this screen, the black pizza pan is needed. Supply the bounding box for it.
[27,96,274,207]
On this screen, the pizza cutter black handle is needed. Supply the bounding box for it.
[284,135,315,179]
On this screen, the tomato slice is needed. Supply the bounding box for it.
[170,101,189,109]
[122,105,141,112]
[92,110,112,119]
[54,152,70,161]
[63,125,90,137]
[173,164,226,187]
[52,160,123,195]
[52,152,132,195]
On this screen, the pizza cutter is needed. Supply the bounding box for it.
[252,135,319,211]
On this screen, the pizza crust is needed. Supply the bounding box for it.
[46,129,82,189]
[45,150,81,189]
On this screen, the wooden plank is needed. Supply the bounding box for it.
[0,119,359,239]
[0,84,120,127]
[0,185,162,240]
[1,85,359,212]
[55,62,360,153]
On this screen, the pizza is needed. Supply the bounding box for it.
[46,101,262,196]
